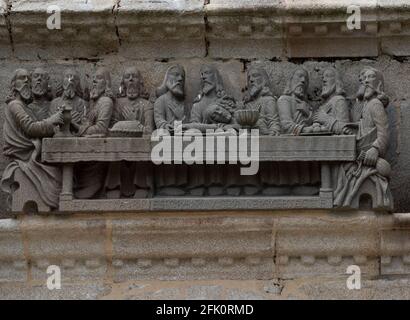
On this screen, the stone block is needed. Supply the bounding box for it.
[0,219,26,282]
[111,215,275,280]
[21,216,108,282]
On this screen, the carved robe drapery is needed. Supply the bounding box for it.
[334,97,393,209]
[50,96,88,126]
[1,99,61,208]
[105,97,154,198]
[316,95,350,134]
[278,95,313,135]
[154,92,188,191]
[26,99,51,121]
[275,94,320,189]
[74,96,114,199]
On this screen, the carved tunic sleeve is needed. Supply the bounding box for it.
[154,95,168,129]
[9,101,55,138]
[261,97,281,135]
[370,99,389,156]
[143,100,154,133]
[278,95,305,135]
[190,103,203,124]
[329,96,350,134]
[84,97,113,135]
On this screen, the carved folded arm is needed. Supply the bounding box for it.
[190,103,203,124]
[154,98,169,129]
[83,98,113,135]
[143,102,154,133]
[10,102,55,138]
[277,96,304,135]
[330,98,350,134]
[265,99,281,135]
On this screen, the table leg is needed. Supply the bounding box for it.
[320,162,333,201]
[60,164,73,201]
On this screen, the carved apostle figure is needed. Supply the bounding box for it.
[153,65,189,196]
[190,65,237,128]
[313,67,351,135]
[243,66,280,135]
[50,68,88,134]
[104,67,154,199]
[78,67,114,137]
[112,67,154,133]
[277,68,320,195]
[334,67,393,209]
[75,68,114,199]
[1,69,64,210]
[187,65,238,196]
[154,65,189,131]
[27,67,52,121]
[278,68,313,135]
[241,66,282,195]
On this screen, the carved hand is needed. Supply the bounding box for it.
[342,126,354,135]
[363,147,379,167]
[47,111,64,126]
[312,111,328,124]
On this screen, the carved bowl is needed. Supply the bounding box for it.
[109,120,144,137]
[234,109,260,128]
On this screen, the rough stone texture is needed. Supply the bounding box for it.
[0,211,408,282]
[0,209,409,298]
[2,277,410,300]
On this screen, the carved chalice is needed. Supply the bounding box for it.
[234,109,260,131]
[54,104,73,137]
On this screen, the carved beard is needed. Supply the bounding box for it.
[16,84,31,102]
[357,84,366,100]
[364,85,376,100]
[202,81,215,95]
[32,82,47,97]
[126,82,140,99]
[249,84,262,99]
[167,81,184,98]
[321,83,335,99]
[63,83,75,99]
[293,84,305,99]
[90,83,105,100]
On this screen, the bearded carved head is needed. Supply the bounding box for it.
[90,67,113,100]
[245,66,273,102]
[119,67,148,100]
[156,65,186,99]
[6,68,32,104]
[31,67,51,99]
[321,67,345,99]
[283,68,309,100]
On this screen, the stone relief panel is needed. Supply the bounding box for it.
[0,58,406,214]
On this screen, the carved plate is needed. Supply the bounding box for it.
[109,120,144,137]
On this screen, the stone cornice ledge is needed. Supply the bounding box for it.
[0,211,409,283]
[0,0,410,59]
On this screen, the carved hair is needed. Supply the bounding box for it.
[55,69,84,99]
[97,67,114,100]
[6,68,30,104]
[118,68,149,99]
[364,66,389,107]
[283,68,309,99]
[30,67,53,101]
[194,65,227,103]
[156,64,185,98]
[323,67,346,97]
[244,66,274,103]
